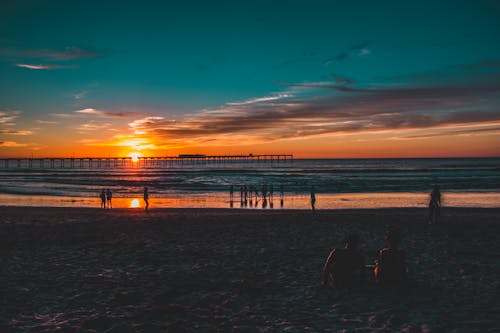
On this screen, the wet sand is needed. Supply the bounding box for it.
[1,207,499,332]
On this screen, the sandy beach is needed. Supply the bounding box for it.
[1,207,499,332]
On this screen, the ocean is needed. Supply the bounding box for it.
[0,158,499,209]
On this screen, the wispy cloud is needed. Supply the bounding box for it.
[0,129,33,135]
[75,108,139,118]
[398,125,500,140]
[1,45,99,71]
[0,141,27,147]
[36,120,59,125]
[77,121,111,131]
[1,46,98,61]
[74,91,88,100]
[325,41,370,64]
[123,77,500,147]
[16,63,75,70]
[52,108,140,119]
[0,110,21,125]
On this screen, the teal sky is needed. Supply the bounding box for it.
[1,0,499,157]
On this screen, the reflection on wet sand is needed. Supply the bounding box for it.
[129,198,140,208]
[0,192,499,209]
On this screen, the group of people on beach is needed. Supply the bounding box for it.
[99,189,113,209]
[229,183,319,210]
[322,230,406,290]
[230,183,285,208]
[99,187,150,211]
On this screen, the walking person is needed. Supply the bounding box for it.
[143,187,149,212]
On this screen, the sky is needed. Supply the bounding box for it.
[0,0,499,158]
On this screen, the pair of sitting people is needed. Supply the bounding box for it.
[322,231,406,289]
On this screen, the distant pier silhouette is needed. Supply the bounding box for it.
[0,154,293,169]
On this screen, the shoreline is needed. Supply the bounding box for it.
[1,191,500,209]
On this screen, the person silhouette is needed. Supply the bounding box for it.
[310,185,316,211]
[143,187,149,212]
[106,189,112,209]
[322,234,364,289]
[280,184,284,207]
[100,189,106,209]
[428,186,441,224]
[243,185,248,204]
[229,185,234,201]
[374,230,406,287]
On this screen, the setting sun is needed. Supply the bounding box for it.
[128,152,142,163]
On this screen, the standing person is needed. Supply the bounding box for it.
[269,184,274,200]
[310,185,316,211]
[262,183,267,200]
[428,186,441,224]
[280,184,284,208]
[254,186,259,202]
[243,185,248,204]
[240,185,244,204]
[106,189,112,209]
[143,187,149,212]
[100,189,106,209]
[229,185,234,201]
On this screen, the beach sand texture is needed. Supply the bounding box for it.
[1,207,499,332]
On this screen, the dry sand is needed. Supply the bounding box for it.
[1,207,499,332]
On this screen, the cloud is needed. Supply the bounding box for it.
[75,108,139,118]
[332,75,354,86]
[0,46,98,61]
[74,91,88,100]
[1,46,98,71]
[226,94,291,106]
[0,141,27,147]
[359,48,371,56]
[325,41,370,64]
[123,78,500,147]
[0,129,33,135]
[0,110,21,125]
[36,120,59,125]
[77,122,111,131]
[16,63,75,70]
[399,125,500,140]
[52,108,140,119]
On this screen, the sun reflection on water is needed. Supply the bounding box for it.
[129,198,140,208]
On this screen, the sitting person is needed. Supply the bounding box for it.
[374,230,406,287]
[322,234,364,289]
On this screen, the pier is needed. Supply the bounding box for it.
[0,154,293,169]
